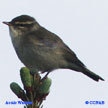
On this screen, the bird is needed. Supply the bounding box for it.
[3,15,104,81]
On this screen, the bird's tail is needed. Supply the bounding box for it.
[82,68,104,82]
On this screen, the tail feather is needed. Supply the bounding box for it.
[82,68,104,81]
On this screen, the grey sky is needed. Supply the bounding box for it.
[0,0,107,108]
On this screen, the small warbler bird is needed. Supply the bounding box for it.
[3,15,104,81]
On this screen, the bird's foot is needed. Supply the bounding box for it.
[41,72,50,81]
[41,71,45,74]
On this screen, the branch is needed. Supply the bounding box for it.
[10,67,52,108]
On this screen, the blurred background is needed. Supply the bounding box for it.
[0,0,107,108]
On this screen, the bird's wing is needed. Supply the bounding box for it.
[61,44,85,67]
[27,27,63,48]
[27,27,85,67]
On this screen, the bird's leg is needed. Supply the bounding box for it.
[41,72,50,81]
[41,71,45,74]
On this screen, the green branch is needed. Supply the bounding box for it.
[10,67,52,108]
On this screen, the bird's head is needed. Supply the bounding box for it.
[3,15,40,37]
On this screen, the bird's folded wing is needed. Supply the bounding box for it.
[61,44,85,67]
[27,27,63,48]
[27,27,85,67]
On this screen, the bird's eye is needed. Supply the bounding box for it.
[16,24,26,26]
[15,23,32,27]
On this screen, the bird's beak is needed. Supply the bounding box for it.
[3,22,12,26]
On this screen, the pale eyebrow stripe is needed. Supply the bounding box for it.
[15,21,35,24]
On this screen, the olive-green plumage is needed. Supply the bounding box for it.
[3,15,104,81]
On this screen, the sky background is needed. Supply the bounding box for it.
[0,0,108,108]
